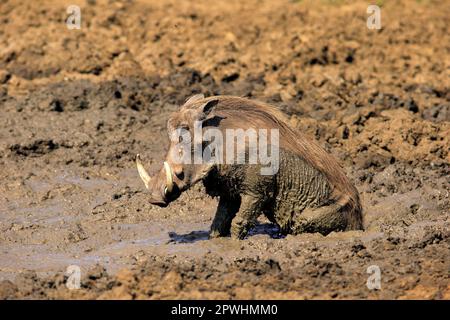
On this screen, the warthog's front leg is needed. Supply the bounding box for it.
[210,196,240,238]
[230,194,263,240]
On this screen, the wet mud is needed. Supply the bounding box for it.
[0,0,448,299]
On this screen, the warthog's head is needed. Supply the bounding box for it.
[136,94,220,207]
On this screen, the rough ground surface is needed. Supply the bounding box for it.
[0,0,449,299]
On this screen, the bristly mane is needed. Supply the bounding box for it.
[183,95,363,229]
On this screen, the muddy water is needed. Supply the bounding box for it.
[0,167,209,277]
[0,0,449,299]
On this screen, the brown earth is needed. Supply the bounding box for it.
[0,0,449,300]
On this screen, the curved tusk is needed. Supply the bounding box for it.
[136,154,151,189]
[163,161,173,193]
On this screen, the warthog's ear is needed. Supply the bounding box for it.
[184,93,205,105]
[201,99,219,117]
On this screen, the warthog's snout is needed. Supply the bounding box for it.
[136,154,181,207]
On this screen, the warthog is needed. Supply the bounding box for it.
[136,94,363,239]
